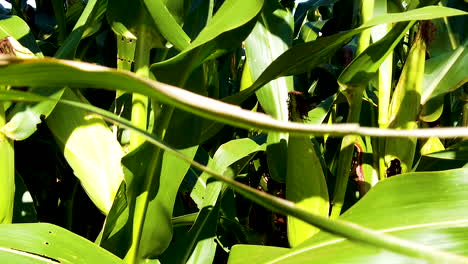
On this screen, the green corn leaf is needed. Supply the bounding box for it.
[2,90,468,263]
[150,0,264,83]
[416,140,468,172]
[147,0,264,149]
[98,142,198,259]
[46,88,125,214]
[141,0,190,50]
[244,0,293,182]
[286,92,329,246]
[426,140,468,160]
[421,38,468,104]
[139,145,199,259]
[0,223,125,264]
[226,6,468,105]
[338,21,414,90]
[0,59,467,139]
[228,168,468,264]
[164,138,265,264]
[286,135,329,246]
[192,138,266,208]
[55,0,107,59]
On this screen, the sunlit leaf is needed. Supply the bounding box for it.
[46,88,125,214]
[0,223,125,264]
[229,169,468,264]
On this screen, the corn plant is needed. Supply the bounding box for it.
[0,0,467,263]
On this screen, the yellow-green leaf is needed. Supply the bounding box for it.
[46,89,125,214]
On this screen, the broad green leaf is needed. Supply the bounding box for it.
[148,0,264,148]
[229,169,468,264]
[286,136,329,246]
[99,142,198,259]
[46,88,125,214]
[0,59,468,139]
[138,145,199,258]
[244,0,293,182]
[2,90,468,263]
[165,138,265,264]
[421,39,468,104]
[0,223,125,264]
[298,21,323,42]
[245,2,293,120]
[227,6,467,104]
[150,0,264,81]
[286,92,329,246]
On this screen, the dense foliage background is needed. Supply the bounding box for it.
[0,0,467,263]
